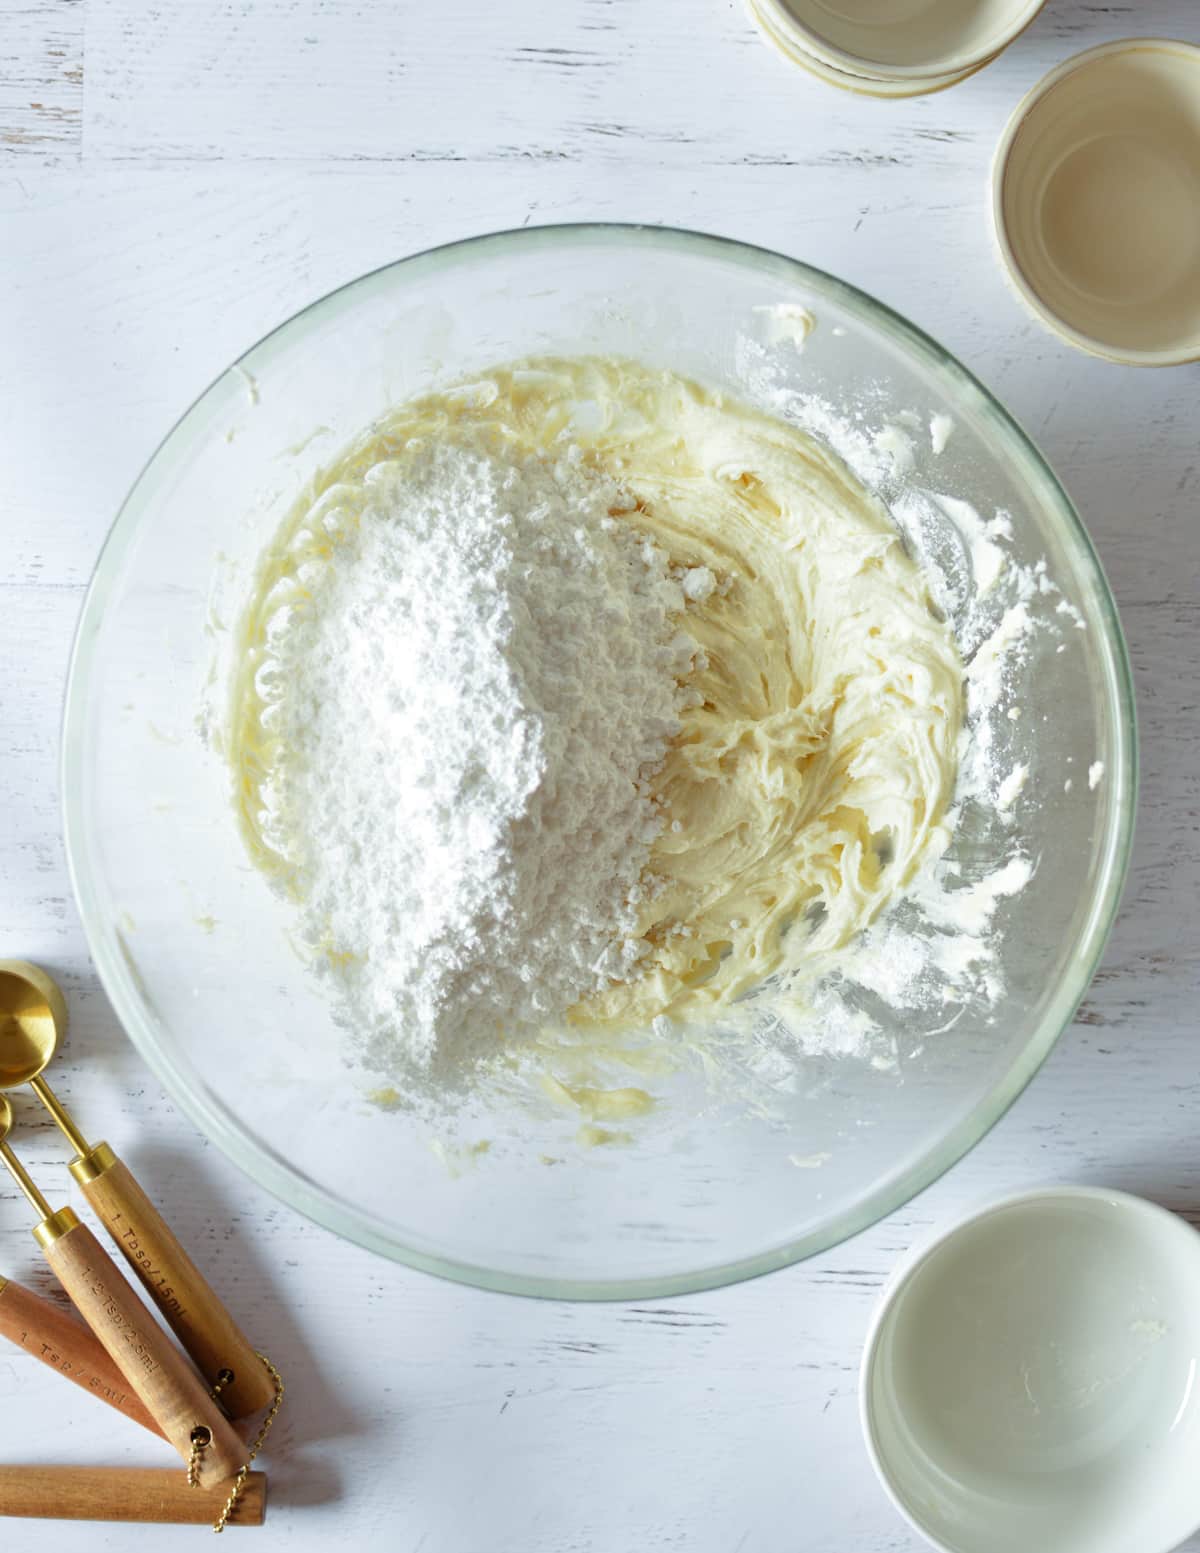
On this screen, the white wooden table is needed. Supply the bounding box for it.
[3,2,1198,1548]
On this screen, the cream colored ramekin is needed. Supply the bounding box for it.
[993,38,1200,367]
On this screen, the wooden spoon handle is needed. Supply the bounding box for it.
[37,1214,245,1488]
[72,1144,275,1419]
[0,1465,266,1525]
[0,1275,163,1437]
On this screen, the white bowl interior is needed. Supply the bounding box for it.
[997,42,1200,364]
[865,1191,1200,1553]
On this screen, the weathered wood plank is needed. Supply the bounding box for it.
[0,0,82,159]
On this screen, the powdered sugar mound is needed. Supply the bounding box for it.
[256,443,700,1079]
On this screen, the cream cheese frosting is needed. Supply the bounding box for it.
[546,360,963,1030]
[229,356,963,1050]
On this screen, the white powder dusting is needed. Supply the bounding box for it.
[1089,761,1105,790]
[254,443,704,1079]
[753,302,816,350]
[724,319,1096,1066]
[996,763,1029,812]
[930,413,955,455]
[966,603,1034,716]
[874,423,916,474]
[933,494,1009,597]
[912,855,1035,938]
[1057,597,1088,630]
[836,923,943,1007]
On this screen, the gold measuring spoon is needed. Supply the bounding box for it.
[0,1093,243,1486]
[0,961,274,1419]
[0,1270,162,1436]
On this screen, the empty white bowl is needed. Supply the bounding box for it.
[753,0,1045,83]
[993,39,1200,366]
[862,1188,1200,1553]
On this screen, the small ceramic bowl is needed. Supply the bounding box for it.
[748,0,983,98]
[752,0,1044,84]
[861,1188,1200,1553]
[993,39,1200,366]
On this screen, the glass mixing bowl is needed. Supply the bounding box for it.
[62,226,1135,1298]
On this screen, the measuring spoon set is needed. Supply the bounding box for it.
[0,960,276,1524]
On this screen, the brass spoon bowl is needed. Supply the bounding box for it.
[0,962,87,1153]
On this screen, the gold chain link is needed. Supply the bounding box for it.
[187,1425,211,1489]
[211,1352,284,1534]
[185,1352,284,1534]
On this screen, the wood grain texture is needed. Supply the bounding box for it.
[80,0,1194,165]
[0,1464,266,1524]
[40,1220,246,1487]
[0,0,82,160]
[0,1274,163,1434]
[80,1154,279,1418]
[1,0,1199,1548]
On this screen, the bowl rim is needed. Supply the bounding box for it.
[747,0,985,98]
[991,38,1200,369]
[750,0,1045,81]
[859,1185,1200,1553]
[61,222,1138,1300]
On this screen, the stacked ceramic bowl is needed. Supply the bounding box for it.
[749,0,1046,98]
[750,5,1200,366]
